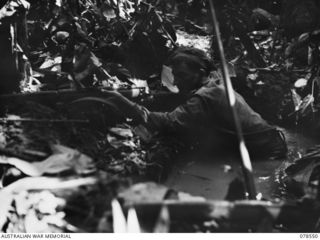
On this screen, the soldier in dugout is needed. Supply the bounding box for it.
[106,47,288,161]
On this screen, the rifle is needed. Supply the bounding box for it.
[0,87,187,112]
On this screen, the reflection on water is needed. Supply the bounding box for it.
[166,127,320,201]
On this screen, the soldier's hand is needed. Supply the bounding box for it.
[105,90,146,124]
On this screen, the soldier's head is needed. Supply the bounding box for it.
[167,47,215,93]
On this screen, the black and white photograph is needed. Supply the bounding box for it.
[0,0,320,236]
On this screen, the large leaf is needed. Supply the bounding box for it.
[39,56,62,70]
[285,146,320,190]
[14,191,67,233]
[109,127,134,138]
[0,176,98,231]
[0,145,96,176]
[101,2,117,21]
[0,190,14,232]
[24,209,53,233]
[107,127,137,149]
[107,135,136,149]
[161,65,179,93]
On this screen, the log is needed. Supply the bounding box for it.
[124,200,320,232]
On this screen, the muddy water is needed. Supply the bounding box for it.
[165,127,320,200]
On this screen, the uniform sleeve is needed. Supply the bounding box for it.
[138,96,208,132]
